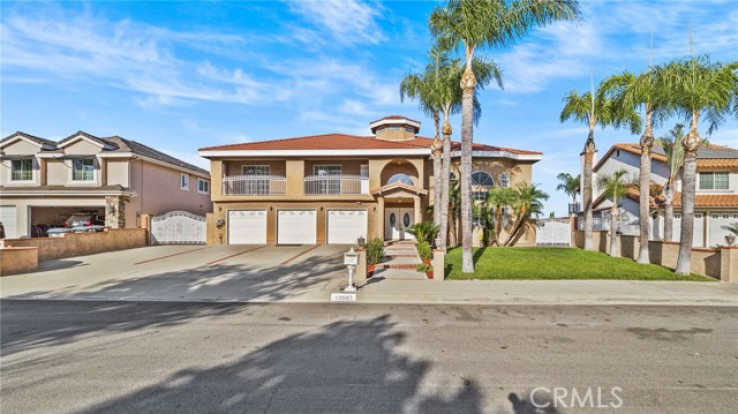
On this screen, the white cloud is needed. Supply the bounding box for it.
[287,0,386,45]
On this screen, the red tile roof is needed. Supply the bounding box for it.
[624,190,738,209]
[596,142,738,171]
[199,133,543,155]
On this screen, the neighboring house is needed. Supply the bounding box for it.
[0,131,212,238]
[589,142,738,247]
[198,115,542,246]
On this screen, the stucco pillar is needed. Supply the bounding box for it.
[286,159,305,197]
[413,195,422,224]
[432,249,445,281]
[376,196,385,241]
[355,248,367,285]
[720,247,738,283]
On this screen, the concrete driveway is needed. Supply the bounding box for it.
[0,244,354,302]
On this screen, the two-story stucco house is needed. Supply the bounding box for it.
[198,115,542,246]
[590,142,738,247]
[0,131,212,238]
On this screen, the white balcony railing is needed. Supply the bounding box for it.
[304,174,369,195]
[222,175,286,196]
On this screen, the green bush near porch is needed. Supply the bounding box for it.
[445,247,714,281]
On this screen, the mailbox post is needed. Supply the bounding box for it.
[344,247,359,292]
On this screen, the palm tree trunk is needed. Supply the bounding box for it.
[433,150,442,228]
[609,202,618,256]
[675,113,701,275]
[459,64,476,273]
[664,186,674,241]
[637,109,654,263]
[439,117,452,251]
[582,130,596,251]
[494,206,502,246]
[504,209,526,247]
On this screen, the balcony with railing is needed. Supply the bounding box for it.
[222,175,286,196]
[304,174,369,195]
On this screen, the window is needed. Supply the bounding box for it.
[241,166,270,194]
[242,165,270,175]
[314,165,341,194]
[405,127,415,134]
[471,171,494,201]
[360,165,369,178]
[387,173,414,185]
[10,159,33,181]
[180,174,189,190]
[197,179,210,194]
[72,157,95,181]
[472,210,487,227]
[699,172,729,190]
[500,172,510,188]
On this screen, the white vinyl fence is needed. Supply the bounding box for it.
[536,218,572,247]
[150,211,206,245]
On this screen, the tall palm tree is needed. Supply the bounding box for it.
[400,47,448,227]
[503,183,549,246]
[560,87,641,251]
[437,57,500,252]
[596,169,630,257]
[658,124,686,242]
[430,0,580,273]
[656,56,738,274]
[600,69,672,264]
[556,172,580,215]
[447,175,462,247]
[486,186,517,245]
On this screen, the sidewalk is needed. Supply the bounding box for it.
[355,278,738,307]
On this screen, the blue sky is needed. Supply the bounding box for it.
[2,0,736,215]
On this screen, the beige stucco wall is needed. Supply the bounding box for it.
[3,228,147,262]
[46,158,70,186]
[62,140,101,155]
[0,247,39,276]
[106,159,130,187]
[0,140,41,186]
[129,160,211,222]
[375,127,415,141]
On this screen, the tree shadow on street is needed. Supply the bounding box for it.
[78,315,484,414]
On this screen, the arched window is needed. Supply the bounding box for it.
[387,173,414,185]
[500,172,510,188]
[471,171,494,201]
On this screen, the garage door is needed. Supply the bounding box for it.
[228,210,267,244]
[0,206,17,239]
[327,210,367,244]
[709,213,738,246]
[277,210,316,245]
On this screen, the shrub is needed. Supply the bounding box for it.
[366,238,385,265]
[407,221,440,245]
[416,263,432,273]
[417,240,433,261]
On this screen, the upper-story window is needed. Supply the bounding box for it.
[387,173,414,185]
[471,171,495,201]
[197,179,210,194]
[180,173,189,190]
[500,172,510,188]
[699,172,729,190]
[243,165,270,175]
[10,158,33,181]
[71,157,95,181]
[315,165,341,176]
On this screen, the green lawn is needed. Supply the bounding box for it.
[445,247,714,281]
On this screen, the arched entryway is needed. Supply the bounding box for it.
[373,159,427,241]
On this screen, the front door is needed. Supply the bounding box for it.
[384,208,415,240]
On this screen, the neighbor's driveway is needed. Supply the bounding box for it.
[0,245,351,302]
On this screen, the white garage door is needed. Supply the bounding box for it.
[228,210,267,244]
[709,213,738,246]
[277,210,316,245]
[674,213,705,247]
[327,210,367,244]
[0,206,18,239]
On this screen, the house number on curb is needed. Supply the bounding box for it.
[330,293,357,302]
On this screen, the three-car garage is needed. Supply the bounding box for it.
[225,208,368,245]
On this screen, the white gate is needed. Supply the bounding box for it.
[536,218,572,247]
[151,211,206,245]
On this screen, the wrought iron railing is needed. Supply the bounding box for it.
[222,175,286,195]
[304,174,369,195]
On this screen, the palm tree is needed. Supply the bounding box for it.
[656,56,738,274]
[447,175,462,247]
[658,124,686,242]
[400,47,448,228]
[596,169,630,257]
[486,186,517,245]
[600,69,672,264]
[556,172,580,215]
[430,0,580,273]
[560,87,641,251]
[503,183,549,246]
[722,223,738,246]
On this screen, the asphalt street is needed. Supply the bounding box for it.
[1,300,736,413]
